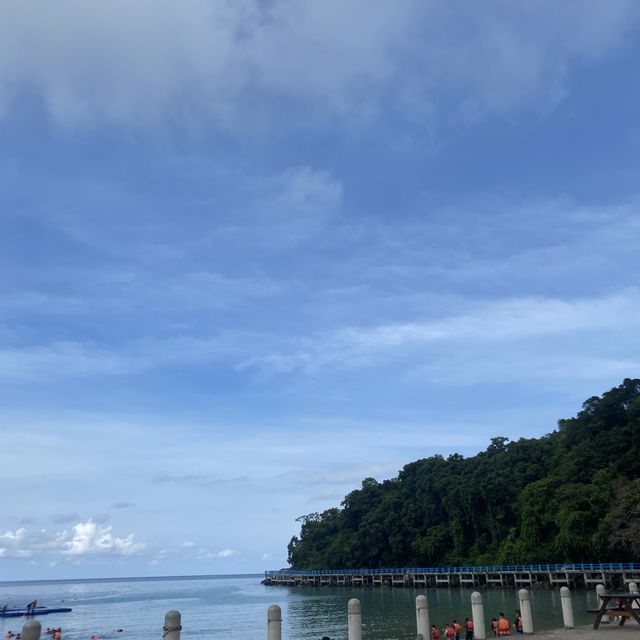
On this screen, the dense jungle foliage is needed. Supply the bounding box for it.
[287,379,640,568]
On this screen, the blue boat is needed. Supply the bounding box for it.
[0,607,72,618]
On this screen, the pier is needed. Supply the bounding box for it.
[263,562,640,589]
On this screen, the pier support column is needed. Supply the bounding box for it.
[596,584,606,608]
[163,610,181,640]
[348,598,362,640]
[267,605,282,640]
[471,592,486,640]
[21,621,41,640]
[416,595,430,640]
[560,587,574,629]
[518,589,533,634]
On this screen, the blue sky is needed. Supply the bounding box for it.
[1,0,640,580]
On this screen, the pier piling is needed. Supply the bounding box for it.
[267,604,282,640]
[416,595,430,640]
[21,621,41,640]
[348,598,362,640]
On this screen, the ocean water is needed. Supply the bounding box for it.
[0,575,600,640]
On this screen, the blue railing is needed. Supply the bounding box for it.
[265,562,640,577]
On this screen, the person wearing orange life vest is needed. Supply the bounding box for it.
[514,611,523,634]
[465,618,474,640]
[453,620,462,640]
[432,625,441,640]
[497,613,510,636]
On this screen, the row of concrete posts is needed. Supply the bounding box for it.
[267,587,569,640]
[12,582,638,640]
[268,583,640,640]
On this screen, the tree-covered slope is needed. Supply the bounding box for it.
[287,379,640,569]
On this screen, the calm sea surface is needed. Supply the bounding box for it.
[0,575,600,640]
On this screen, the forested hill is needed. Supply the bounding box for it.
[287,379,640,569]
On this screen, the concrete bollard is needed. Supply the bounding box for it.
[348,598,362,640]
[21,621,41,640]
[518,589,533,634]
[267,604,282,640]
[595,585,609,624]
[163,610,181,640]
[416,595,430,640]
[560,587,574,629]
[629,582,639,609]
[471,592,486,640]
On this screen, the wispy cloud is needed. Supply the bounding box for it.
[112,502,135,510]
[197,547,238,560]
[245,289,640,375]
[51,513,79,524]
[152,474,250,489]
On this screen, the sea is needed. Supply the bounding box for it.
[0,574,600,640]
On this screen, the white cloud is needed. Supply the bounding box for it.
[181,541,196,548]
[0,1,636,127]
[60,520,145,556]
[0,521,143,558]
[0,520,145,558]
[196,546,238,560]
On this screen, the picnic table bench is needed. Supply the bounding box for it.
[587,592,640,629]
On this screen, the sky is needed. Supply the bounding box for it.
[1,0,640,581]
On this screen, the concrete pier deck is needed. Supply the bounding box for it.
[539,624,640,638]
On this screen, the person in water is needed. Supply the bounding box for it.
[465,617,474,640]
[497,613,510,636]
[514,611,523,634]
[432,624,441,640]
[445,623,456,640]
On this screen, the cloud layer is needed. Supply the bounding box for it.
[0,1,637,126]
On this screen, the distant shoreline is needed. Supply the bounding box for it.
[0,573,263,587]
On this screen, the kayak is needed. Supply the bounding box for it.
[0,608,72,618]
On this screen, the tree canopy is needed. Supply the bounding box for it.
[287,379,640,569]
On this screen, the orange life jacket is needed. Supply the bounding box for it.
[498,618,510,635]
[454,623,462,633]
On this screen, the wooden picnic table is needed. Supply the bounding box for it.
[587,592,640,629]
